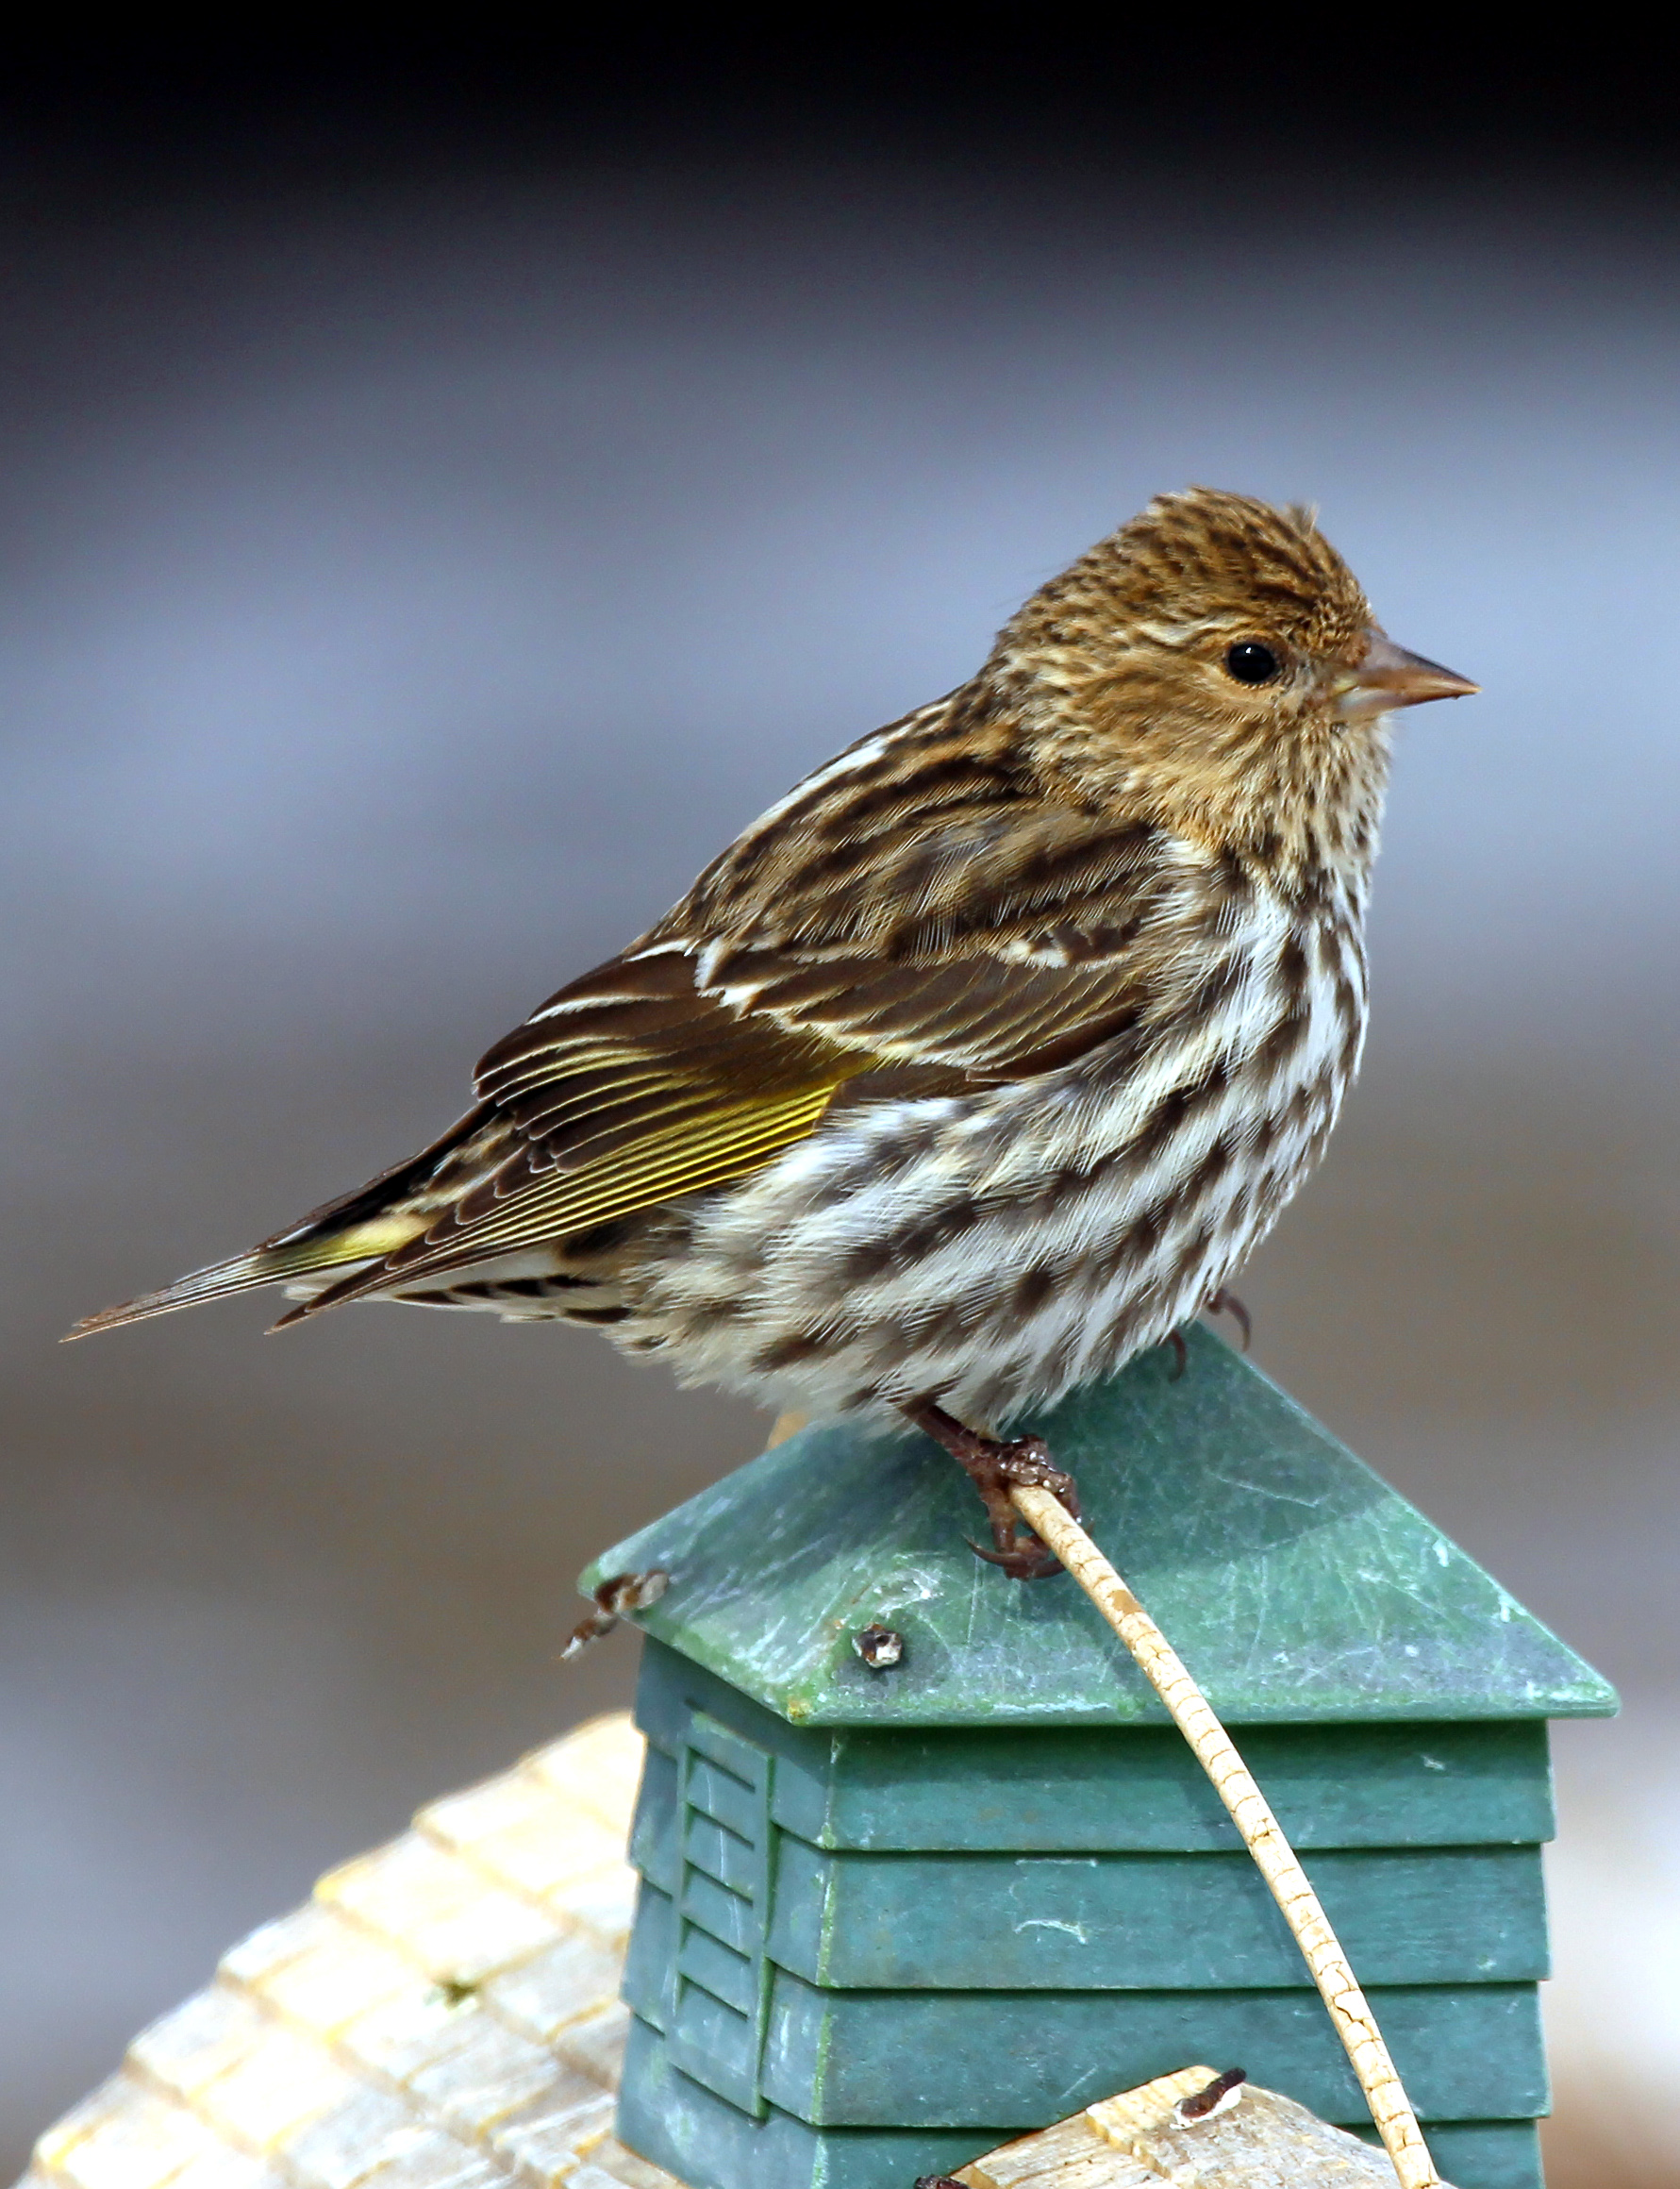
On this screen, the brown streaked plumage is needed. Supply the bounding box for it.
[71,489,1475,1576]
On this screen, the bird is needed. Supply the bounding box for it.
[72,488,1476,1577]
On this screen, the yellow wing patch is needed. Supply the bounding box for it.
[327,1213,433,1260]
[322,1079,845,1302]
[459,1085,840,1251]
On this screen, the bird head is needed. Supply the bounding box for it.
[993,487,1476,869]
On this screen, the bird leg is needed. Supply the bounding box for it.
[1205,1287,1252,1349]
[903,1400,1080,1580]
[1163,1289,1251,1379]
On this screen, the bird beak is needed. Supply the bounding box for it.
[1334,630,1479,721]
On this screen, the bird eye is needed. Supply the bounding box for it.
[1224,641,1280,686]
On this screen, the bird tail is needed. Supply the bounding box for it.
[63,1218,417,1340]
[65,1104,494,1341]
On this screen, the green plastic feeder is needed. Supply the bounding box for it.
[583,1328,1615,2189]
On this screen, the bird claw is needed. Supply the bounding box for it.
[560,1568,670,1660]
[1163,1292,1252,1379]
[988,1433,1081,1512]
[967,1533,1065,1581]
[905,1404,1080,1583]
[1206,1287,1252,1350]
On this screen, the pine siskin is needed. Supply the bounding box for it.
[73,489,1475,1575]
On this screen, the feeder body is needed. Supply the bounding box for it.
[592,1330,1615,2189]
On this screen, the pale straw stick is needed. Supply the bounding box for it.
[1009,1480,1440,2189]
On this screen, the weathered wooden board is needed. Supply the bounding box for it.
[963,2063,1419,2185]
[21,1713,678,2189]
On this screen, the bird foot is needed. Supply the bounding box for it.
[904,1401,1080,1580]
[1206,1287,1252,1349]
[560,1569,670,1660]
[1161,1288,1253,1379]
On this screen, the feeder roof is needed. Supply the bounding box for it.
[583,1328,1617,1728]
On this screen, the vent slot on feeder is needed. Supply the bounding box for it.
[667,1708,777,2114]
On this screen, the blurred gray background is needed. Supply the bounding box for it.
[2,58,1676,2188]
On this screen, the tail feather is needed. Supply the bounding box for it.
[270,1261,392,1328]
[65,1235,387,1340]
[67,1107,495,1341]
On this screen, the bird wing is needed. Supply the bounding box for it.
[72,776,1183,1335]
[287,803,1179,1310]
